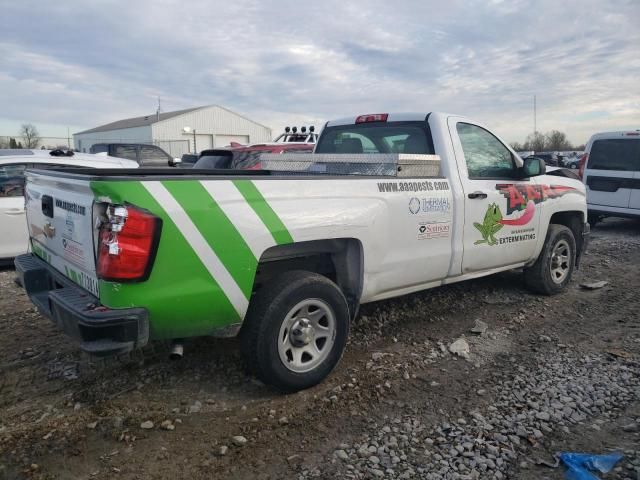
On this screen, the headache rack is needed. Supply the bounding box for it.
[259,153,441,177]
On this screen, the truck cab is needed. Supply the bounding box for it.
[314,113,588,278]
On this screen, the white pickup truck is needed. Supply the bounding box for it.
[15,112,589,391]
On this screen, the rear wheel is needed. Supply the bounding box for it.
[524,224,576,295]
[240,270,350,392]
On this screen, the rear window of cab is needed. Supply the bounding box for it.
[315,121,434,155]
[588,139,640,171]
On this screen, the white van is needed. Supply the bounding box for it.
[580,130,640,224]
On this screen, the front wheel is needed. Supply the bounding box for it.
[240,270,350,392]
[524,224,576,295]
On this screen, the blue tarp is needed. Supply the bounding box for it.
[559,452,623,480]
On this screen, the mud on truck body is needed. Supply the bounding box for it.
[16,112,589,391]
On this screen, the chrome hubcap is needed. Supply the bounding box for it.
[278,299,336,373]
[290,318,313,347]
[550,239,571,284]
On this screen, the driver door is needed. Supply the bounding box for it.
[448,120,542,273]
[0,164,29,259]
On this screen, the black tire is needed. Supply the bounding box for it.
[240,270,350,392]
[524,224,576,295]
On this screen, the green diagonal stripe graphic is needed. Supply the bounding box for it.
[90,180,240,338]
[232,180,293,245]
[163,180,257,299]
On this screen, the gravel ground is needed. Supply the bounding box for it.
[0,218,639,480]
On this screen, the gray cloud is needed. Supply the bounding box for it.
[0,0,638,144]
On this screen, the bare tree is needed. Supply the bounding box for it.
[545,130,572,151]
[20,123,40,149]
[523,132,546,152]
[509,141,523,151]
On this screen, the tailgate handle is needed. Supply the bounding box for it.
[42,195,54,218]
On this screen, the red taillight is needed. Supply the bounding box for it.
[578,153,588,180]
[355,113,388,124]
[97,205,161,281]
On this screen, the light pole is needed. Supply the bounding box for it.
[183,126,197,153]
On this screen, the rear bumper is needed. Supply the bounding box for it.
[14,254,148,356]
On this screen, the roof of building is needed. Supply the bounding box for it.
[75,105,272,135]
[75,106,202,135]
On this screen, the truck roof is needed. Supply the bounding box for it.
[325,112,435,127]
[587,130,640,141]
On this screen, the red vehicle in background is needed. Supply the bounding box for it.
[191,126,316,170]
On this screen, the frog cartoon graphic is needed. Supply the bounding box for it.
[474,203,503,245]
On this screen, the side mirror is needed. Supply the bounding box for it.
[169,157,182,167]
[522,157,546,177]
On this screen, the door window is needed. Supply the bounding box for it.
[0,164,27,198]
[139,145,170,166]
[457,123,516,179]
[113,145,138,162]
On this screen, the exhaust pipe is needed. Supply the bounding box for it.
[169,341,184,360]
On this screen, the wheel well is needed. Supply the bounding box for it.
[253,239,363,318]
[549,211,585,264]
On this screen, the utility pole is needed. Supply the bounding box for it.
[67,127,70,148]
[156,96,162,122]
[533,95,537,134]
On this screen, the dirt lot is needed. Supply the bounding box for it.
[1,218,639,480]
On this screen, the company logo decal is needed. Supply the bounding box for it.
[496,184,577,215]
[409,197,421,214]
[43,222,56,239]
[54,198,86,216]
[418,221,450,240]
[408,197,451,215]
[473,184,578,246]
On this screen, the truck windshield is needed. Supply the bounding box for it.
[315,121,434,155]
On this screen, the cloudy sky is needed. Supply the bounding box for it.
[0,0,638,145]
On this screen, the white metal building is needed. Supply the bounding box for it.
[73,105,272,156]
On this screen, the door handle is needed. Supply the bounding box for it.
[468,191,488,199]
[5,208,25,215]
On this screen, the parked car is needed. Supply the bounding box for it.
[564,157,581,169]
[90,143,178,167]
[528,153,559,167]
[0,149,137,264]
[177,153,199,168]
[15,112,588,392]
[580,130,640,224]
[193,143,314,170]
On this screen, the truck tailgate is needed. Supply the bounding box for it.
[25,171,99,296]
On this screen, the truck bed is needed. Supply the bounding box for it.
[25,167,271,179]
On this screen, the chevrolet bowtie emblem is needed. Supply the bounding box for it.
[43,222,56,238]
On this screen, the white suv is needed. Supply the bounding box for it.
[580,130,640,224]
[0,149,138,263]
